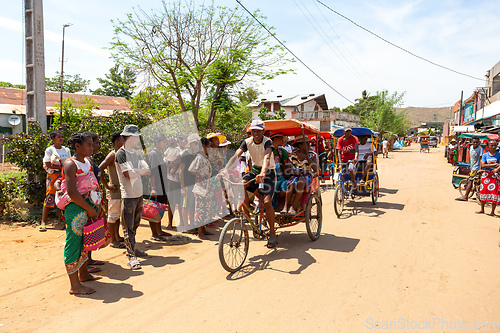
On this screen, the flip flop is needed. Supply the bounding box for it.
[88,260,105,266]
[39,226,47,232]
[110,242,126,249]
[87,266,101,273]
[135,249,148,257]
[288,209,298,216]
[160,231,173,237]
[151,236,166,241]
[455,198,468,201]
[267,236,278,249]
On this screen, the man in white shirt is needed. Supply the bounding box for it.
[382,138,389,158]
[115,125,150,270]
[358,135,377,184]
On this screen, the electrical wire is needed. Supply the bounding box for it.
[293,0,374,90]
[235,0,354,105]
[316,0,484,81]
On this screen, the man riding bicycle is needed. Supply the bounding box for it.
[226,120,278,248]
[336,126,359,190]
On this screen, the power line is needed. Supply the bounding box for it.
[235,0,354,105]
[316,0,484,81]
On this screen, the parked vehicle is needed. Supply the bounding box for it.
[429,136,438,148]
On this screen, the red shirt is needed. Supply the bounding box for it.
[336,135,359,162]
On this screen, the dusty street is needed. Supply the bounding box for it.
[1,144,500,333]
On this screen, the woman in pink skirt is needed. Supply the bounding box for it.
[477,139,500,217]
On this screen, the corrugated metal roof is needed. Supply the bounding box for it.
[0,87,131,112]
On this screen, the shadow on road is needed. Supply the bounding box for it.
[226,232,360,280]
[85,280,144,303]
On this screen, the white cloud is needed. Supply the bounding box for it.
[0,16,22,32]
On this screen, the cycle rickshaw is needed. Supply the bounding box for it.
[332,127,379,217]
[420,135,430,153]
[218,119,323,272]
[309,131,335,184]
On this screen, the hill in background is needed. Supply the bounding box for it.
[397,106,453,127]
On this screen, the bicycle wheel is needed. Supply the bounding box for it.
[305,193,322,240]
[218,218,249,273]
[371,174,379,205]
[333,185,344,217]
[458,179,474,199]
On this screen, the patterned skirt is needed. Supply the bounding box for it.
[480,171,500,204]
[44,172,61,208]
[63,198,97,274]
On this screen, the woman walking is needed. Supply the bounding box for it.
[476,139,500,217]
[61,132,102,295]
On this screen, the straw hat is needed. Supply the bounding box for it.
[206,132,226,144]
[292,134,312,144]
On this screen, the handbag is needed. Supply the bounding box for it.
[82,218,106,251]
[142,197,167,223]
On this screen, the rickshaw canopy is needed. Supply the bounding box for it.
[459,133,498,141]
[333,127,376,137]
[308,132,333,140]
[252,119,320,137]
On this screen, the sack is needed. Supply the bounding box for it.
[142,198,167,223]
[83,218,106,251]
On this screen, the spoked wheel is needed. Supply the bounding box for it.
[333,185,344,217]
[305,193,322,240]
[371,174,379,205]
[218,218,249,273]
[458,179,474,199]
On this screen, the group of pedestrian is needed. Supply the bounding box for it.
[41,124,243,295]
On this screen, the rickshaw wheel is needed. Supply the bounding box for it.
[458,179,474,199]
[218,218,249,273]
[305,193,322,241]
[371,174,379,205]
[333,186,344,217]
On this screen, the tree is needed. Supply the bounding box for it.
[129,86,183,121]
[91,64,136,99]
[258,107,286,121]
[237,87,260,105]
[343,90,410,136]
[45,72,90,93]
[0,81,26,89]
[109,0,293,127]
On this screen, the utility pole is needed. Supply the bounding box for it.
[59,23,73,127]
[24,0,47,133]
[459,91,463,125]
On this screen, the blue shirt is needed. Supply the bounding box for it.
[481,152,500,171]
[470,146,483,171]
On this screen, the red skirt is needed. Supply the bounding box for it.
[480,170,500,204]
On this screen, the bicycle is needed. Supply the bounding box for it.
[458,171,482,205]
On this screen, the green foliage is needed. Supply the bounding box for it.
[45,72,90,93]
[238,87,260,104]
[258,107,286,121]
[129,86,183,120]
[0,81,26,89]
[91,64,136,100]
[342,90,410,137]
[110,0,293,125]
[1,122,50,174]
[50,97,151,163]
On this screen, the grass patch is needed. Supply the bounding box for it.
[0,171,26,181]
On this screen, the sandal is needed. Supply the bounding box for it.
[280,209,289,215]
[159,231,172,237]
[288,209,298,216]
[267,236,278,249]
[39,226,47,232]
[110,242,126,249]
[88,266,101,273]
[127,258,141,270]
[88,259,105,266]
[151,235,166,241]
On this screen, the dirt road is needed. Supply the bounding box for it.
[1,144,500,332]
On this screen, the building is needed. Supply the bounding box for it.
[0,87,131,135]
[249,93,359,132]
[451,60,500,131]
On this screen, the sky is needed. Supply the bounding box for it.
[1,0,500,110]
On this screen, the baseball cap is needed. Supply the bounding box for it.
[343,125,352,132]
[249,119,265,131]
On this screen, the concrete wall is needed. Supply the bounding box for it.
[475,100,500,125]
[0,115,24,134]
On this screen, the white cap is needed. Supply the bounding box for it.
[249,119,265,131]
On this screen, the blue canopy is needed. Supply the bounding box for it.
[333,127,376,137]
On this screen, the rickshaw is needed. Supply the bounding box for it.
[332,127,379,217]
[218,119,323,272]
[420,135,430,153]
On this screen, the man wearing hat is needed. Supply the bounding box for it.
[336,126,359,190]
[115,125,150,269]
[227,119,278,248]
